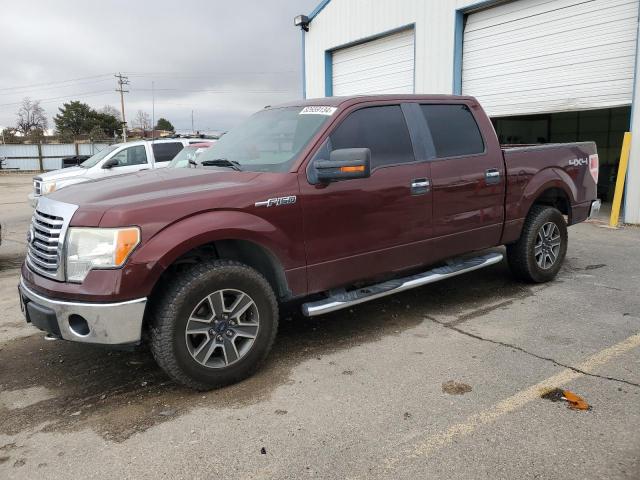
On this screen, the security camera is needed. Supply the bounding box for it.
[294,14,310,31]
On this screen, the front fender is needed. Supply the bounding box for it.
[130,209,303,274]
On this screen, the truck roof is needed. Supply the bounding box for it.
[273,94,478,109]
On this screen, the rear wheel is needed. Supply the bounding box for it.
[507,205,567,283]
[149,259,278,390]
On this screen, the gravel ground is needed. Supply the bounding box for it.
[0,174,638,479]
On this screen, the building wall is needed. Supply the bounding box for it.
[303,0,640,224]
[304,0,482,98]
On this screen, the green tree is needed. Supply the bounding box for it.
[53,101,121,138]
[92,111,121,138]
[155,117,175,132]
[54,101,94,136]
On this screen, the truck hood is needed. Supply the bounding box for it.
[49,167,267,226]
[37,166,89,182]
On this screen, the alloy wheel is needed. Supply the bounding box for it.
[184,289,259,368]
[534,222,561,270]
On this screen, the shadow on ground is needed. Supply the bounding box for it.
[0,259,533,442]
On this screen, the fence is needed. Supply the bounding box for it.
[0,142,113,171]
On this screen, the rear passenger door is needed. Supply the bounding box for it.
[300,104,433,293]
[423,103,505,256]
[152,142,184,168]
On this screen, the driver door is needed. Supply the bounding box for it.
[298,104,433,294]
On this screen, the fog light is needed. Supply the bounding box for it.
[68,314,90,337]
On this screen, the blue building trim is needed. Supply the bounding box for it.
[309,0,332,20]
[452,11,464,94]
[622,15,640,219]
[324,50,333,96]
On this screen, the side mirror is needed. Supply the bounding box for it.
[314,148,371,183]
[102,158,119,169]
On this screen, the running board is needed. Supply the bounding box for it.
[302,252,503,317]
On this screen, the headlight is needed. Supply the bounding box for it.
[65,227,140,282]
[41,181,56,194]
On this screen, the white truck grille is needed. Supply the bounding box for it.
[26,197,78,281]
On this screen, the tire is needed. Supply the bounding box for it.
[149,259,278,390]
[507,205,568,283]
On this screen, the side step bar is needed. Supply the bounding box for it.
[302,252,503,317]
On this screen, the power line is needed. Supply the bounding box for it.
[0,77,113,96]
[0,73,112,92]
[131,88,292,93]
[0,90,113,107]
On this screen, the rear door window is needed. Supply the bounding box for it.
[330,105,415,168]
[152,142,184,163]
[420,104,485,158]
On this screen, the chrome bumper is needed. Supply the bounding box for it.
[19,278,146,345]
[588,199,602,219]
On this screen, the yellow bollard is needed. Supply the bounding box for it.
[609,132,632,228]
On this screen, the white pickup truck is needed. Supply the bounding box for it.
[29,138,212,206]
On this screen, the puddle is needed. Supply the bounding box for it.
[442,380,472,395]
[0,386,56,409]
[0,258,520,442]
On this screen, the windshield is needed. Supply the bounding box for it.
[196,106,331,172]
[168,146,207,168]
[80,145,119,168]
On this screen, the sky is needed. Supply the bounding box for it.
[0,0,318,133]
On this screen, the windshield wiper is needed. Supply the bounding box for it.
[200,158,243,171]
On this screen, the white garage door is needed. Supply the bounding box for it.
[331,28,415,96]
[462,0,639,117]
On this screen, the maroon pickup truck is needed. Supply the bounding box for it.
[19,95,600,389]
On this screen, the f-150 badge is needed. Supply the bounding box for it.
[255,196,297,208]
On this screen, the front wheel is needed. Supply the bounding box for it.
[507,205,567,283]
[149,260,278,390]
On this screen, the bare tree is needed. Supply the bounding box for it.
[134,110,151,130]
[100,105,121,121]
[16,97,48,135]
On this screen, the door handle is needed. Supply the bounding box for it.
[485,169,501,184]
[411,178,430,195]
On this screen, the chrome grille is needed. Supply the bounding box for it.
[26,197,78,281]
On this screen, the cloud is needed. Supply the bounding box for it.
[0,0,317,132]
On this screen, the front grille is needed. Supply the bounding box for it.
[33,178,42,196]
[25,197,78,281]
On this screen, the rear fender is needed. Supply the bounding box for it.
[519,168,576,219]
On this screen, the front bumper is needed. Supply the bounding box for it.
[18,277,146,345]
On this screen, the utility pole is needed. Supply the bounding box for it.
[115,73,129,142]
[191,110,194,134]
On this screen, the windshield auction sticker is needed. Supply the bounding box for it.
[300,106,337,115]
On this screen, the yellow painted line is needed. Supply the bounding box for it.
[609,131,632,227]
[384,332,640,469]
